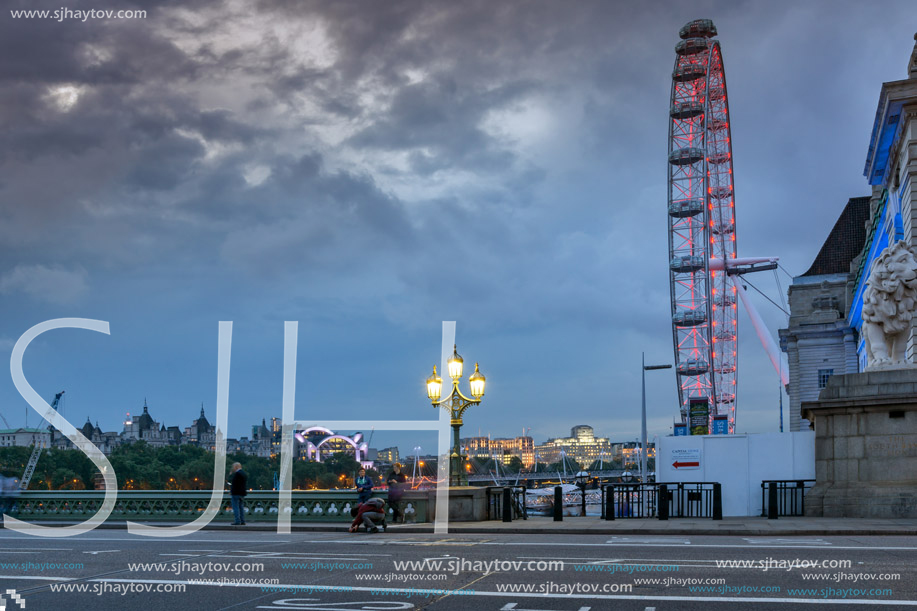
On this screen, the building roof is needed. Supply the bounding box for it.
[802,196,871,277]
[138,399,155,431]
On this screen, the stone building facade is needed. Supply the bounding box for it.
[779,197,869,431]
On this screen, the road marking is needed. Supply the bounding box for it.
[742,538,830,545]
[162,552,389,560]
[0,575,73,582]
[83,550,120,555]
[608,537,690,545]
[501,603,591,611]
[62,578,917,605]
[255,538,917,552]
[258,601,412,610]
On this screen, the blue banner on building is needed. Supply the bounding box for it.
[674,423,687,436]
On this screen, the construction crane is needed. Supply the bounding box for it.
[19,391,64,490]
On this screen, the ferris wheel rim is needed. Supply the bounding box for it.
[666,20,739,433]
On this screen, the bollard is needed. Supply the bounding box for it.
[502,487,512,523]
[713,483,723,520]
[553,486,563,521]
[605,485,614,521]
[767,482,778,519]
[657,484,668,520]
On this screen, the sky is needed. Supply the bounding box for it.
[0,0,915,457]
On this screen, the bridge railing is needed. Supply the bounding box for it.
[760,479,815,517]
[8,490,433,524]
[601,482,722,519]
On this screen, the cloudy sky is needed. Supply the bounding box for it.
[1,0,914,455]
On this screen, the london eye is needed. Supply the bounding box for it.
[666,19,785,434]
[667,19,739,432]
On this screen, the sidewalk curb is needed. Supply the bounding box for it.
[4,522,917,537]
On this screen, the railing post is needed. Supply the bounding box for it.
[605,485,614,521]
[767,481,778,519]
[502,487,512,523]
[553,486,563,522]
[712,483,722,520]
[657,484,668,520]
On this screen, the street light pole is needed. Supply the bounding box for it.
[426,345,486,486]
[642,353,672,483]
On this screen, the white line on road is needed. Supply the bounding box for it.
[83,550,120,555]
[0,575,74,582]
[500,604,588,611]
[0,548,71,551]
[608,537,690,545]
[742,537,831,545]
[60,578,917,606]
[311,538,917,551]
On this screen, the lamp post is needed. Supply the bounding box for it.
[642,353,672,484]
[426,345,486,486]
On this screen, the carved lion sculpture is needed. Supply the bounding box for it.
[862,240,917,369]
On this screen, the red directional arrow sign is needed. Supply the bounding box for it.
[672,461,699,469]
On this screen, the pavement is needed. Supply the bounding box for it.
[6,516,917,536]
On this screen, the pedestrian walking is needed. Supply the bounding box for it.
[229,462,247,525]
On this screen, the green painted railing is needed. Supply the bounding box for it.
[9,490,433,523]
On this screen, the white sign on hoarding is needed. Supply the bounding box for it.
[670,447,701,470]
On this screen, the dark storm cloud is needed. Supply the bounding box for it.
[1,0,915,446]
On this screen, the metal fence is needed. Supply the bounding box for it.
[486,486,527,521]
[601,482,721,519]
[760,480,815,517]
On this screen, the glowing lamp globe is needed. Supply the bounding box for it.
[468,363,486,398]
[426,366,442,402]
[447,345,464,380]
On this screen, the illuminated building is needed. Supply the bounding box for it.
[460,435,534,467]
[534,425,613,467]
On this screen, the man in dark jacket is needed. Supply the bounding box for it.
[355,468,373,504]
[386,463,407,523]
[230,462,247,525]
[349,497,386,533]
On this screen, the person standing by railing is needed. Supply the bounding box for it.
[229,463,247,526]
[355,467,373,505]
[386,463,407,523]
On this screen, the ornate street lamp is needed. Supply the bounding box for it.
[426,345,486,486]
